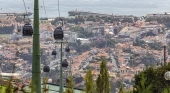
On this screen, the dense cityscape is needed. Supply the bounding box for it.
[1,9,170,93]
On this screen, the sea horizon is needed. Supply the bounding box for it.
[0,0,170,18]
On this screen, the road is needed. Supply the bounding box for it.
[110,53,119,71]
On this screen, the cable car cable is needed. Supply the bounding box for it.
[22,0,29,22]
[42,0,47,18]
[57,0,63,27]
[57,0,60,18]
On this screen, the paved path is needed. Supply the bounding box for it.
[110,53,118,71]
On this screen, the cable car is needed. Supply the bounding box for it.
[17,28,21,32]
[15,50,19,56]
[40,17,48,20]
[52,50,57,55]
[62,59,68,68]
[43,65,50,72]
[23,23,33,36]
[65,46,70,52]
[54,27,64,40]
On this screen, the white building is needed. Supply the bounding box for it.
[77,38,90,45]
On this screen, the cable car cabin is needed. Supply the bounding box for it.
[23,23,33,36]
[62,59,68,68]
[40,17,48,20]
[52,50,57,55]
[65,46,70,52]
[43,65,50,72]
[17,28,21,32]
[54,27,64,40]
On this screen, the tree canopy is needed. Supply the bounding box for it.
[133,63,170,93]
[70,26,94,38]
[96,59,110,93]
[84,69,95,93]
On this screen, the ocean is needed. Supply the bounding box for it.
[0,0,170,18]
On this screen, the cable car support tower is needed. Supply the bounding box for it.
[32,0,41,92]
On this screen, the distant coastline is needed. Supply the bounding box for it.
[1,0,170,18]
[1,10,170,19]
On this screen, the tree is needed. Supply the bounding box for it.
[145,17,170,28]
[133,63,170,93]
[139,54,157,66]
[46,38,53,42]
[64,75,74,93]
[42,77,49,93]
[147,42,163,51]
[84,69,95,93]
[96,74,102,93]
[86,16,96,22]
[70,26,94,38]
[118,82,124,93]
[118,82,133,93]
[6,81,13,93]
[96,59,110,93]
[74,16,85,24]
[136,73,152,93]
[122,48,131,53]
[94,38,106,48]
[162,87,170,93]
[51,17,66,26]
[105,38,117,48]
[133,39,145,46]
[78,33,86,38]
[6,64,15,93]
[81,44,91,52]
[70,26,84,33]
[76,39,81,46]
[15,16,23,22]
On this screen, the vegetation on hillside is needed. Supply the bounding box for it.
[70,26,94,38]
[146,17,170,27]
